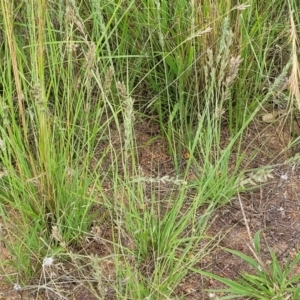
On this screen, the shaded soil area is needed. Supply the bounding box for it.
[1,114,300,299]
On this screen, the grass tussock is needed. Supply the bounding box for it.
[0,0,299,299]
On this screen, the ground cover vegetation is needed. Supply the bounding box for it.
[0,0,300,299]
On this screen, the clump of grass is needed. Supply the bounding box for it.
[0,0,299,299]
[0,0,112,280]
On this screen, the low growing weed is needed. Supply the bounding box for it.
[193,231,300,300]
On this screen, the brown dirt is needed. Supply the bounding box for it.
[1,114,300,299]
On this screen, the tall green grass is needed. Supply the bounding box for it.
[0,0,299,298]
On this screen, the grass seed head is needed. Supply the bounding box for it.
[225,55,243,87]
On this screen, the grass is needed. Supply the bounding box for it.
[194,246,300,299]
[0,0,299,299]
[192,227,300,299]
